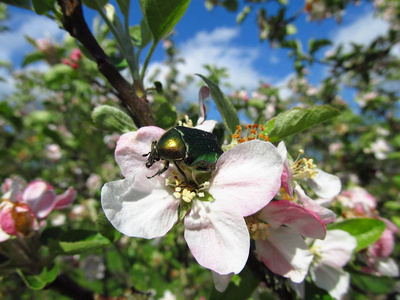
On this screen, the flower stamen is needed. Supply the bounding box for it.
[291,149,318,180]
[245,213,270,240]
[230,124,269,146]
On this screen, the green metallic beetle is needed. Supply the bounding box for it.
[144,126,223,179]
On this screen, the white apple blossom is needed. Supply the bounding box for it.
[101,126,283,275]
[308,230,357,299]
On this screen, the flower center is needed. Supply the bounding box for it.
[309,244,323,264]
[291,149,318,180]
[245,213,270,240]
[166,173,210,203]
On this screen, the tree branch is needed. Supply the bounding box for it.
[57,0,155,127]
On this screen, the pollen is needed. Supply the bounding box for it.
[230,124,270,144]
[245,213,270,240]
[167,174,210,203]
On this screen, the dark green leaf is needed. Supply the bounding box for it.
[82,0,109,10]
[349,269,396,294]
[265,105,341,142]
[31,0,56,15]
[96,211,121,242]
[0,0,31,10]
[209,266,260,300]
[309,38,332,55]
[92,105,137,133]
[18,264,58,290]
[327,218,386,252]
[139,0,190,42]
[51,230,111,255]
[221,0,238,12]
[197,74,239,135]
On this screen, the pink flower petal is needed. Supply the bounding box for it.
[295,185,336,224]
[101,173,179,239]
[197,86,210,125]
[23,180,56,218]
[184,200,250,275]
[115,126,165,178]
[258,200,326,240]
[0,202,17,235]
[256,227,313,283]
[209,140,283,217]
[277,142,294,197]
[54,187,76,210]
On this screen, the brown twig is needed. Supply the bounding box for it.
[57,0,155,127]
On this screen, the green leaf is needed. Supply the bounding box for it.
[51,230,111,255]
[92,105,137,133]
[197,74,239,135]
[116,0,130,13]
[31,0,56,15]
[130,19,152,49]
[236,5,251,24]
[327,218,386,252]
[22,51,46,67]
[155,101,177,129]
[209,266,260,299]
[18,264,58,290]
[265,105,341,142]
[43,64,76,84]
[221,0,238,12]
[83,0,109,10]
[139,0,190,42]
[309,38,332,55]
[96,211,121,242]
[349,269,396,294]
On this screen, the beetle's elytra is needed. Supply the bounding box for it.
[143,126,223,178]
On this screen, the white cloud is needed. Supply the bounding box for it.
[330,11,389,52]
[147,27,273,102]
[0,11,65,95]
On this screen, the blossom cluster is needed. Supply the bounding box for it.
[100,115,385,299]
[0,178,76,241]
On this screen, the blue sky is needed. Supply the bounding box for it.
[0,1,393,106]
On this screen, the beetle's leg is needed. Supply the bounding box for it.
[173,162,189,183]
[146,161,170,179]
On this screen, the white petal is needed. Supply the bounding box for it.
[312,230,357,268]
[209,140,283,217]
[256,227,313,283]
[101,174,179,239]
[304,169,341,198]
[184,200,250,275]
[375,257,399,277]
[295,185,336,224]
[311,265,350,300]
[212,271,234,292]
[115,126,165,178]
[195,120,217,132]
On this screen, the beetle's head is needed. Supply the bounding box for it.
[144,140,160,169]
